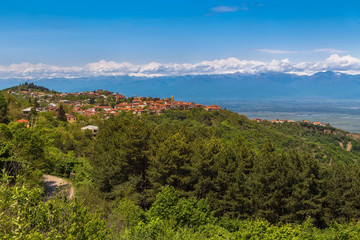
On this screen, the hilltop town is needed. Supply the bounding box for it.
[3,83,330,130]
[4,82,222,128]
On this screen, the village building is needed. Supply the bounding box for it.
[313,121,326,127]
[22,107,32,115]
[133,109,145,116]
[115,94,126,103]
[205,105,222,111]
[147,107,165,115]
[66,114,77,123]
[22,107,41,116]
[17,119,30,127]
[194,104,206,108]
[81,125,99,136]
[105,109,118,115]
[46,106,59,112]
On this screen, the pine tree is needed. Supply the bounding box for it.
[57,104,67,122]
[0,93,9,124]
[148,130,193,193]
[90,117,131,192]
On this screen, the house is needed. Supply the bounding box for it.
[205,105,222,111]
[253,118,262,123]
[313,121,326,127]
[176,102,193,110]
[147,107,165,115]
[22,107,32,115]
[46,107,59,112]
[17,119,30,127]
[164,103,173,110]
[81,125,99,136]
[115,102,130,109]
[133,109,145,116]
[115,94,126,103]
[105,109,118,115]
[22,107,41,116]
[66,114,77,123]
[120,107,130,112]
[95,106,113,112]
[194,104,206,108]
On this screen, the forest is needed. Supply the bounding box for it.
[1,88,360,239]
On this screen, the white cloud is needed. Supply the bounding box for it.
[293,54,360,74]
[255,49,298,54]
[1,54,360,79]
[210,6,239,13]
[313,48,347,53]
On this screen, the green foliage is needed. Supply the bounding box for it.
[5,94,23,121]
[3,91,360,239]
[0,173,108,239]
[117,188,360,239]
[108,197,145,238]
[0,124,12,159]
[147,186,180,220]
[57,104,67,122]
[146,186,215,229]
[0,92,9,124]
[3,82,58,94]
[148,131,193,192]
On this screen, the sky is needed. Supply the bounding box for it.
[1,0,360,78]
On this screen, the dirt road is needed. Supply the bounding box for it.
[41,174,74,200]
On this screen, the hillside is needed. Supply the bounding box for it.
[2,82,59,94]
[2,86,360,238]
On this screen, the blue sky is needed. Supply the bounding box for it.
[0,0,360,78]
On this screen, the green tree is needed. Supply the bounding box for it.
[90,117,131,193]
[212,137,255,219]
[0,93,9,124]
[147,130,193,193]
[321,163,360,226]
[57,104,67,122]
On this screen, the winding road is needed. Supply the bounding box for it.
[41,174,74,200]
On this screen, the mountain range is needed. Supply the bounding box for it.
[1,71,360,105]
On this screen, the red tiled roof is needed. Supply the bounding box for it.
[17,119,29,123]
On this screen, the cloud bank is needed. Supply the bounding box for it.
[1,54,360,79]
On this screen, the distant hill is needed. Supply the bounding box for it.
[1,71,360,103]
[2,82,59,94]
